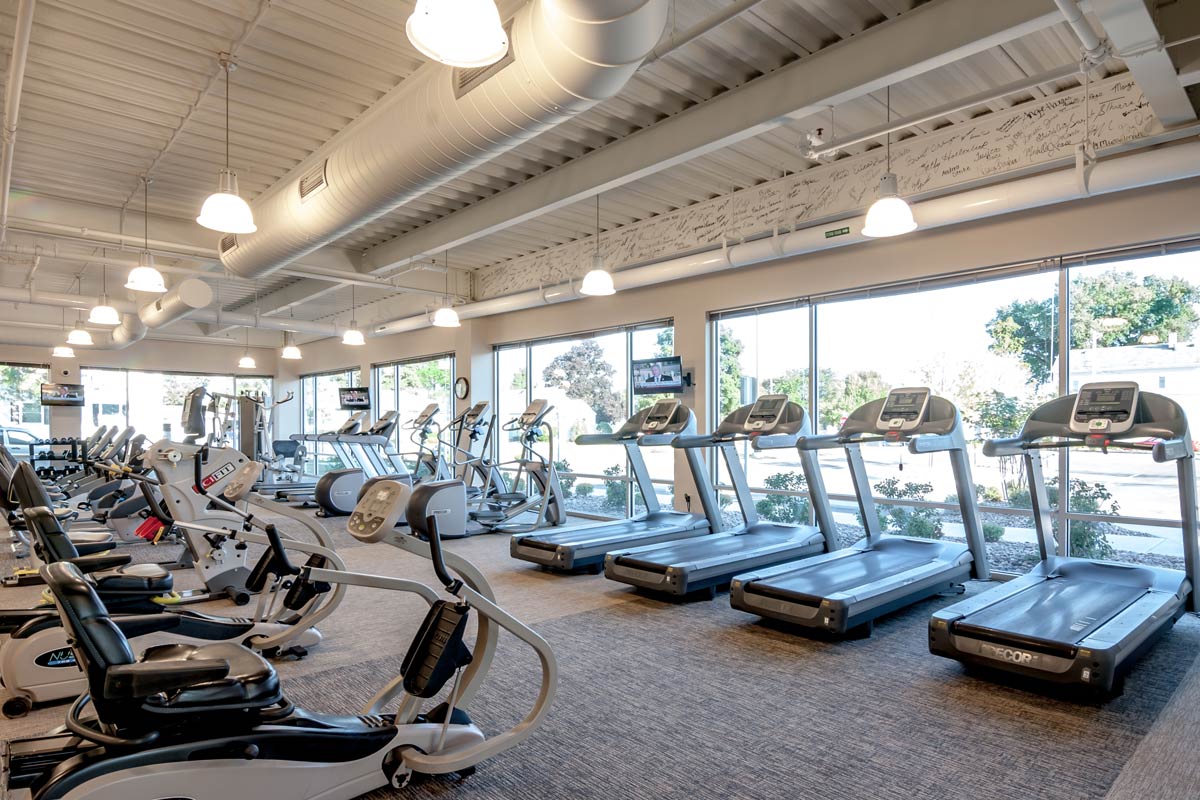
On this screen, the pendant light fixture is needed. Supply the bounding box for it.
[53,308,75,358]
[406,0,508,69]
[88,262,120,325]
[281,331,302,360]
[67,277,93,346]
[580,194,615,296]
[66,321,93,346]
[431,252,461,328]
[342,284,365,346]
[238,326,256,369]
[197,56,256,234]
[863,86,918,238]
[126,177,168,293]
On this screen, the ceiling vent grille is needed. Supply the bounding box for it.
[454,20,516,98]
[299,160,329,202]
[219,234,239,254]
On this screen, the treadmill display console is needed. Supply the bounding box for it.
[1070,382,1139,436]
[413,403,439,426]
[642,399,681,432]
[877,388,931,433]
[520,399,549,427]
[745,394,789,432]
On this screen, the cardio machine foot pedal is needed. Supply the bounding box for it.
[401,600,473,699]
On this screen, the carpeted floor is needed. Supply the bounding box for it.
[4,511,1200,799]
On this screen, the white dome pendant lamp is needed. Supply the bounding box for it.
[406,0,508,69]
[197,56,256,235]
[862,86,918,238]
[127,177,168,293]
[580,194,615,296]
[281,331,302,360]
[432,252,461,328]
[88,263,120,325]
[342,284,365,346]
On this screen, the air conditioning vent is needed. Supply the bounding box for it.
[299,160,329,201]
[454,20,515,98]
[219,234,238,254]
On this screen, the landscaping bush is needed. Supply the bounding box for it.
[603,464,627,509]
[755,471,811,525]
[554,459,576,494]
[575,483,593,497]
[982,522,1006,543]
[1001,477,1116,558]
[863,478,944,539]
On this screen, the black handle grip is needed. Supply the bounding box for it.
[425,514,456,590]
[263,523,300,575]
[193,446,209,495]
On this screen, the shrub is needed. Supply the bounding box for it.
[554,459,576,494]
[755,471,811,524]
[977,484,1004,504]
[982,522,1005,543]
[575,483,593,497]
[603,464,627,509]
[1000,477,1116,558]
[863,478,943,539]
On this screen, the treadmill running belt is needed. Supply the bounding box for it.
[954,576,1146,649]
[748,548,942,606]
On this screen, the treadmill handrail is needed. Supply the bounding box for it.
[576,433,619,445]
[638,433,678,447]
[794,434,841,452]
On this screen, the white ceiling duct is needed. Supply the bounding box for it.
[373,139,1200,336]
[219,0,668,280]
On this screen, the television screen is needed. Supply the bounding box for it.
[632,356,684,395]
[41,383,85,407]
[339,387,371,409]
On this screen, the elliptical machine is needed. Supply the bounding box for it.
[470,400,566,534]
[2,479,556,799]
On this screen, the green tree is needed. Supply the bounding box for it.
[819,370,888,430]
[510,367,527,391]
[400,361,450,393]
[717,328,745,419]
[655,328,674,358]
[988,271,1200,387]
[971,390,1034,440]
[541,340,625,424]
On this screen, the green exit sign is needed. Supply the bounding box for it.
[824,226,851,239]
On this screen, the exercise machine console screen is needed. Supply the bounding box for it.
[339,387,371,410]
[40,383,84,407]
[632,356,684,395]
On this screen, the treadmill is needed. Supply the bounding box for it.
[730,388,990,636]
[603,395,838,598]
[510,398,719,573]
[929,381,1198,694]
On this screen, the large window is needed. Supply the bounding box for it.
[372,355,454,466]
[80,368,270,448]
[712,244,1200,575]
[299,367,362,474]
[495,321,674,519]
[0,362,51,439]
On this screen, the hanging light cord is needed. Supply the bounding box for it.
[885,85,891,173]
[594,195,600,255]
[143,177,149,251]
[225,59,231,171]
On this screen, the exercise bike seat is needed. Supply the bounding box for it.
[92,563,172,595]
[139,642,280,710]
[41,562,283,727]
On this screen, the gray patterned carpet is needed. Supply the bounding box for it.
[5,515,1200,799]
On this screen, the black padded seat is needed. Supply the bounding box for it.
[139,642,280,710]
[94,563,172,594]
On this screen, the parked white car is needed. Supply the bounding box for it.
[0,427,41,460]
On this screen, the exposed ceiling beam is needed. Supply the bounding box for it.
[1090,0,1196,126]
[359,0,1068,274]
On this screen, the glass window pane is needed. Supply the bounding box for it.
[0,363,50,439]
[81,368,128,430]
[631,324,676,486]
[1067,251,1200,567]
[533,331,629,517]
[714,307,811,504]
[495,347,528,466]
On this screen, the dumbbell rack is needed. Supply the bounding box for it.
[28,438,80,480]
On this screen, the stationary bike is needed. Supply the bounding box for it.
[0,461,343,718]
[1,479,556,799]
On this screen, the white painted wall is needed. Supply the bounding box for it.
[277,176,1200,508]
